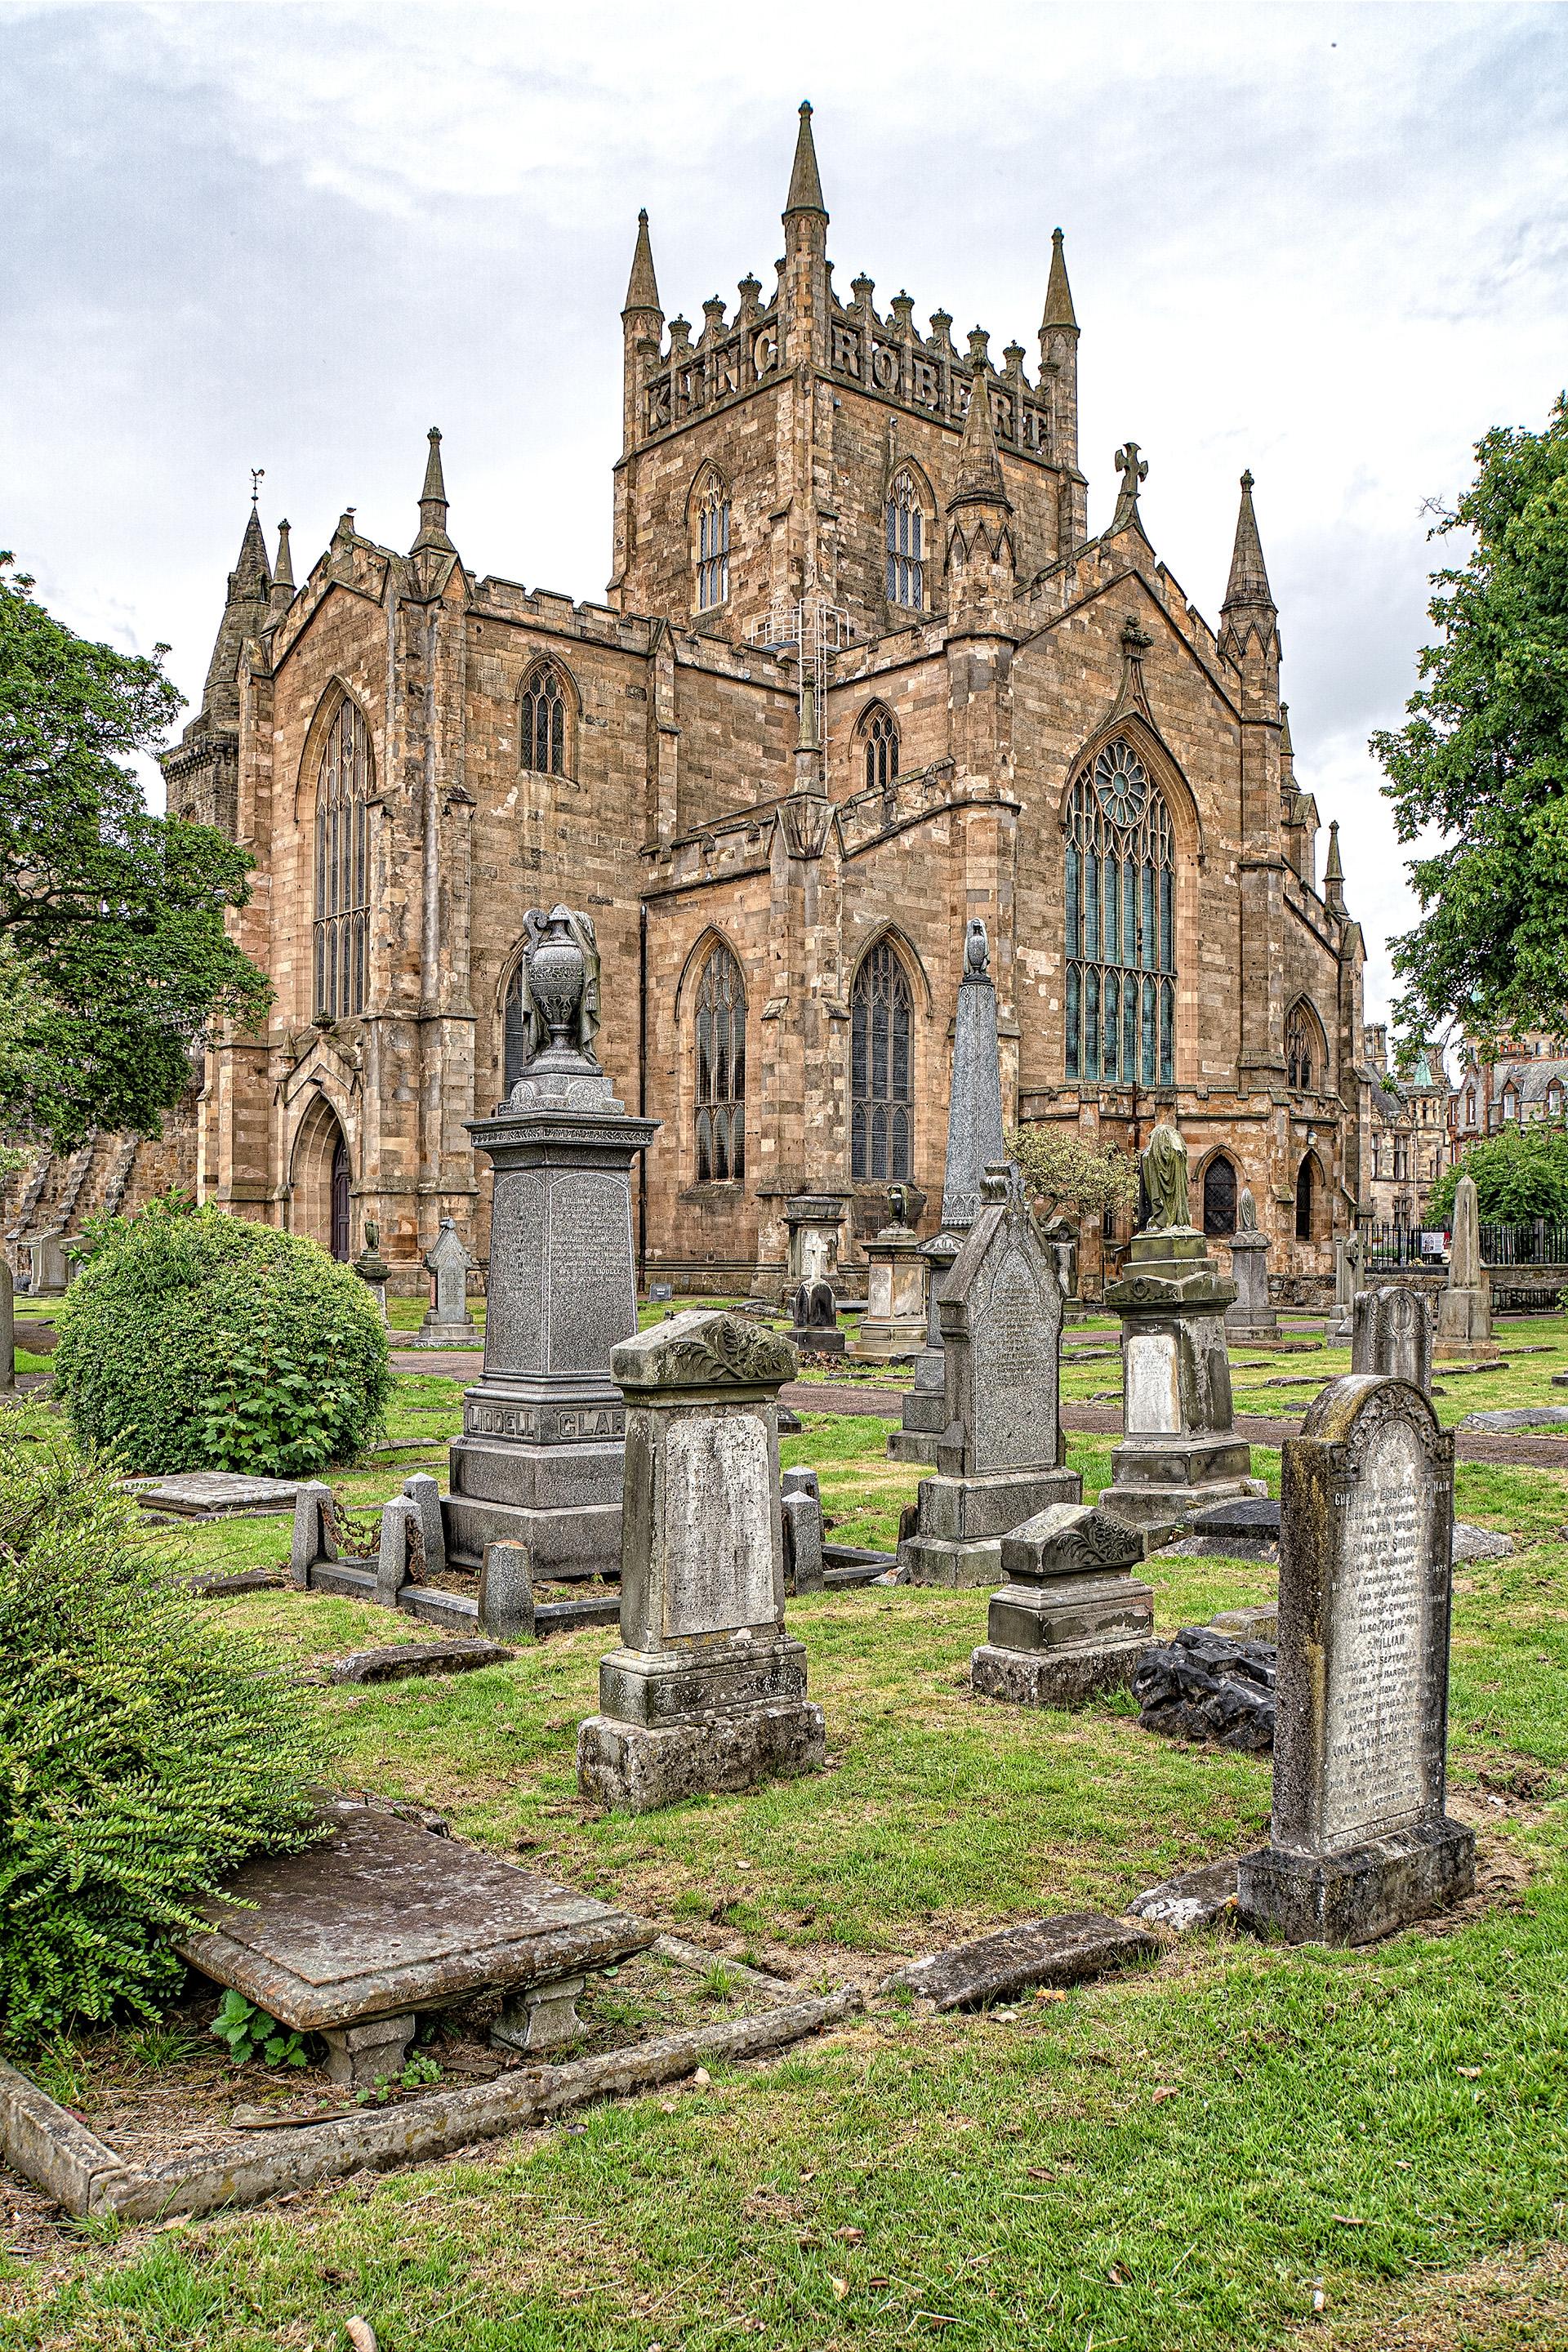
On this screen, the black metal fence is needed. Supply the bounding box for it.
[1363,1218,1568,1270]
[1363,1223,1444,1268]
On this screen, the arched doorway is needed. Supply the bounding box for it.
[291,1094,353,1259]
[330,1136,351,1262]
[1294,1152,1318,1241]
[1202,1156,1237,1237]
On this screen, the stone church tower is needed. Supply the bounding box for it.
[43,101,1363,1305]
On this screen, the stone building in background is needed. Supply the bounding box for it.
[1363,1027,1449,1229]
[6,105,1370,1299]
[1450,1030,1568,1164]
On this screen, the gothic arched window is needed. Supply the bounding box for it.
[1202,1156,1237,1237]
[313,697,372,1022]
[1285,1000,1321,1092]
[693,942,746,1181]
[695,474,730,611]
[851,942,913,1181]
[886,470,924,610]
[1294,1152,1317,1241]
[861,702,899,794]
[521,661,568,777]
[1064,739,1175,1087]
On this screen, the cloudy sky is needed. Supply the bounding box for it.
[4,0,1565,1033]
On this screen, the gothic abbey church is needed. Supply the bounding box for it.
[151,103,1366,1297]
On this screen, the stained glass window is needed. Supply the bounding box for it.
[1064,740,1174,1086]
[851,942,913,1180]
[313,697,372,1021]
[694,942,746,1181]
[885,471,924,610]
[1285,1001,1320,1091]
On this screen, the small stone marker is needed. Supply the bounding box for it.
[781,1490,826,1595]
[1325,1231,1365,1344]
[884,1912,1158,2011]
[899,1164,1080,1587]
[478,1539,536,1640]
[1223,1187,1278,1341]
[1352,1285,1432,1392]
[401,1472,446,1577]
[577,1311,824,1812]
[291,1482,337,1585]
[972,1503,1153,1707]
[329,1638,514,1685]
[376,1496,425,1601]
[1237,1374,1476,1944]
[420,1218,479,1344]
[787,1276,844,1357]
[0,1254,13,1393]
[1435,1174,1498,1361]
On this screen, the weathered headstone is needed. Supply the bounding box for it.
[577,1311,823,1811]
[419,1218,479,1345]
[401,1471,446,1578]
[446,906,658,1579]
[376,1496,425,1601]
[29,1231,69,1295]
[850,1189,928,1360]
[291,1481,337,1586]
[787,1275,844,1356]
[1237,1374,1475,1944]
[1325,1230,1365,1344]
[0,1254,13,1393]
[780,1483,826,1596]
[478,1539,536,1640]
[1352,1285,1433,1393]
[1098,1119,1258,1527]
[889,920,1005,1465]
[898,1164,1080,1587]
[1224,1187,1278,1341]
[972,1502,1153,1706]
[785,1194,847,1294]
[1435,1174,1499,1361]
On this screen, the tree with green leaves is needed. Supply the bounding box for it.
[1009,1124,1141,1226]
[1374,394,1568,1044]
[0,552,270,1152]
[1426,1120,1568,1227]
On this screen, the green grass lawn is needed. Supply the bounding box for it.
[7,1335,1568,2346]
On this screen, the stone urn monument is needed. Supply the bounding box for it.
[850,1186,928,1361]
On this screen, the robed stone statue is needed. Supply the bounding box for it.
[1140,1119,1193,1233]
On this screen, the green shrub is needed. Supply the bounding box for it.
[0,1410,330,2044]
[53,1196,390,1477]
[1427,1120,1568,1226]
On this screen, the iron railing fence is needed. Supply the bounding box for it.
[1362,1218,1568,1268]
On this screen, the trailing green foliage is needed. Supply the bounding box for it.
[1426,1119,1568,1224]
[1373,394,1568,1039]
[0,1414,328,2045]
[0,551,270,1151]
[53,1196,390,1478]
[208,1987,309,2068]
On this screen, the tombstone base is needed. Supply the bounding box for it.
[596,1635,809,1724]
[971,1633,1149,1709]
[1098,1432,1258,1528]
[492,1975,586,2053]
[577,1699,825,1814]
[786,1325,845,1356]
[898,1466,1082,1588]
[319,2011,416,2090]
[1433,1340,1501,1363]
[886,1428,940,1465]
[410,1321,481,1348]
[1236,1815,1475,1948]
[847,1320,924,1362]
[1225,1323,1281,1344]
[1325,1316,1354,1344]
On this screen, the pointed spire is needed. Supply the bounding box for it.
[411,426,453,555]
[268,519,295,620]
[784,100,826,217]
[235,503,271,593]
[623,208,661,315]
[1324,817,1345,898]
[1042,227,1077,332]
[1223,469,1274,612]
[950,363,1010,510]
[1280,700,1294,760]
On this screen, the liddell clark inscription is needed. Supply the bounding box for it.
[1321,1422,1428,1848]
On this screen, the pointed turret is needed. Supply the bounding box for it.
[950,354,1010,512]
[1038,226,1082,502]
[623,207,661,315]
[1042,226,1077,332]
[267,519,295,622]
[784,99,826,218]
[947,354,1016,600]
[411,426,453,555]
[1223,469,1275,615]
[1324,817,1346,913]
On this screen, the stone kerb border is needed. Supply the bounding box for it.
[0,1987,863,2223]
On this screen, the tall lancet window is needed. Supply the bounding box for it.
[885,470,924,610]
[313,697,372,1021]
[1063,737,1175,1088]
[521,661,568,777]
[851,942,913,1181]
[861,702,899,794]
[693,942,746,1180]
[696,474,730,610]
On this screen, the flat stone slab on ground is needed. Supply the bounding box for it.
[884,1912,1158,2011]
[131,1472,301,1517]
[1460,1407,1568,1433]
[329,1639,515,1684]
[1128,1856,1241,1936]
[187,1569,287,1598]
[177,1797,653,2033]
[1451,1522,1514,1562]
[1192,1499,1281,1538]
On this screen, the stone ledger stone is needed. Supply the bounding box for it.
[1098,1221,1257,1527]
[972,1502,1153,1707]
[577,1311,824,1811]
[1237,1374,1475,1945]
[899,1163,1080,1588]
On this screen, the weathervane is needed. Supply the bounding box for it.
[250,466,265,507]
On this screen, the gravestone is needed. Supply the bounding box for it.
[29,1231,69,1295]
[0,1254,13,1392]
[784,1194,847,1295]
[1224,1187,1278,1341]
[1352,1285,1433,1393]
[787,1275,844,1356]
[889,920,1005,1464]
[1237,1374,1475,1944]
[850,1188,927,1360]
[1325,1231,1365,1344]
[353,1218,390,1323]
[1435,1174,1499,1361]
[577,1311,824,1811]
[478,1539,535,1640]
[1098,1119,1258,1526]
[972,1502,1153,1707]
[419,1218,479,1345]
[446,906,658,1579]
[780,1465,826,1595]
[898,1164,1080,1587]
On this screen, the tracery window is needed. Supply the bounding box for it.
[521,662,568,777]
[885,471,924,610]
[1285,1001,1320,1092]
[313,697,372,1022]
[696,475,730,611]
[693,942,746,1181]
[1064,739,1175,1087]
[861,702,899,795]
[1201,1156,1236,1237]
[851,942,913,1181]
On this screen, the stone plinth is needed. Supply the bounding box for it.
[1098,1228,1257,1527]
[887,1231,960,1463]
[898,1165,1080,1588]
[786,1275,844,1356]
[972,1503,1153,1708]
[1435,1171,1496,1361]
[1224,1231,1277,1341]
[849,1220,927,1360]
[577,1312,823,1812]
[784,1194,847,1294]
[1237,1375,1474,1945]
[1352,1285,1433,1392]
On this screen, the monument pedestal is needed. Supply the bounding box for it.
[850,1219,927,1361]
[972,1503,1153,1708]
[1434,1286,1499,1362]
[1238,1818,1475,1947]
[888,1232,959,1463]
[902,1465,1080,1589]
[1098,1230,1258,1527]
[1223,1230,1277,1342]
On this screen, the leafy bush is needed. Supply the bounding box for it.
[53,1196,390,1477]
[0,1411,329,2045]
[1426,1120,1568,1225]
[1009,1125,1141,1223]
